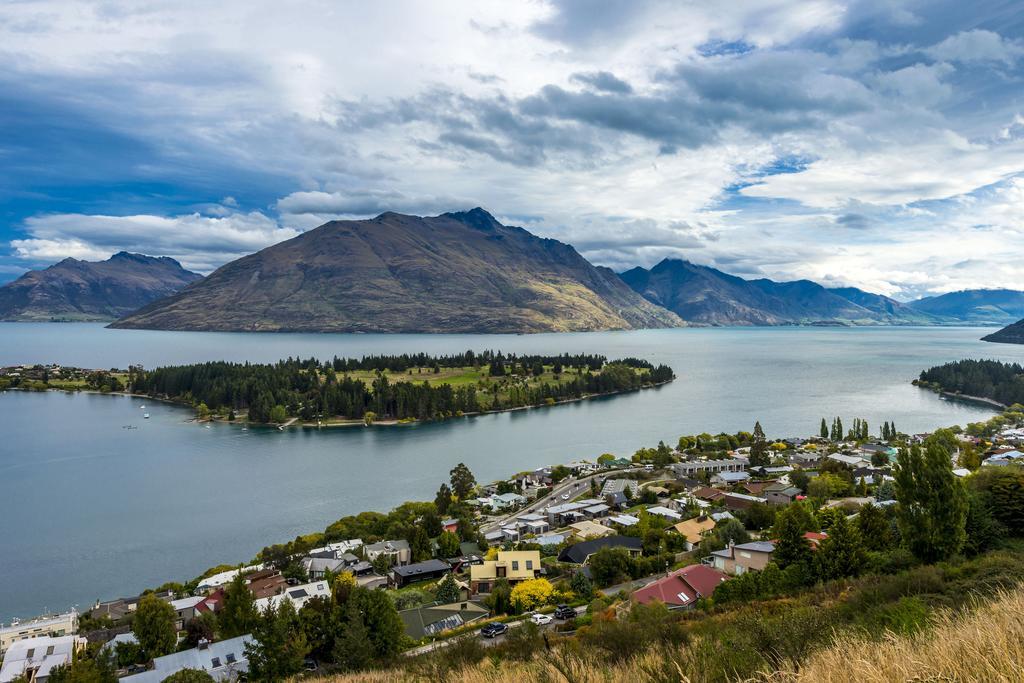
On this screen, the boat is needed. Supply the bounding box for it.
[143,413,150,419]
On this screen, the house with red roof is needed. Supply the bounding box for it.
[631,564,729,610]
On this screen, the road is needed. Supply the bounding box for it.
[403,606,588,657]
[480,468,644,533]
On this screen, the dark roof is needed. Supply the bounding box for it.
[392,559,451,578]
[558,536,643,564]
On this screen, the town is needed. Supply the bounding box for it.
[3,402,1023,682]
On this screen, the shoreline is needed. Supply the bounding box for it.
[7,378,675,429]
[912,381,1007,411]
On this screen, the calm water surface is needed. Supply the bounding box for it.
[2,323,1023,620]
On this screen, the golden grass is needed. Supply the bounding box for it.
[308,587,1024,683]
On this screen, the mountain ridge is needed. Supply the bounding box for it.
[0,252,202,322]
[982,318,1024,345]
[110,209,683,333]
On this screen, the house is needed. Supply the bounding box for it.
[644,505,683,522]
[765,482,802,506]
[983,450,1024,467]
[534,533,568,547]
[441,518,460,534]
[544,501,590,526]
[0,635,86,683]
[169,596,205,630]
[583,503,611,519]
[672,516,716,551]
[691,487,725,502]
[557,536,643,565]
[671,458,749,478]
[600,479,640,506]
[364,540,412,567]
[196,564,266,591]
[244,569,287,600]
[711,471,751,486]
[788,452,822,467]
[389,559,452,588]
[122,634,253,682]
[568,520,615,539]
[302,553,360,580]
[479,492,528,511]
[469,551,542,594]
[1,612,78,655]
[253,580,331,612]
[743,481,772,496]
[605,513,640,528]
[720,492,766,511]
[632,564,729,609]
[399,601,490,640]
[709,541,775,575]
[828,453,872,469]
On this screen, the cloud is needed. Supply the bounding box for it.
[12,210,300,273]
[925,29,1024,65]
[569,71,633,94]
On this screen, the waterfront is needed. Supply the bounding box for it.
[2,324,1023,620]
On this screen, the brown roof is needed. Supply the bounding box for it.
[692,487,724,501]
[672,517,716,544]
[743,481,772,495]
[632,565,729,608]
[246,570,286,599]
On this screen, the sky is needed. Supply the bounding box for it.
[1,0,1023,299]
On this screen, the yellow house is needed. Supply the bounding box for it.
[672,516,716,551]
[568,520,614,539]
[469,551,541,594]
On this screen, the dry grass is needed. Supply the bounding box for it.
[308,587,1024,683]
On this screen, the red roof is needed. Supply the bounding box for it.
[632,564,729,608]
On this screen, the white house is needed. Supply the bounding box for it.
[0,635,85,683]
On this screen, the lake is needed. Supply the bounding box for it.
[2,323,1023,621]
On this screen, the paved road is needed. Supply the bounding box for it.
[480,468,644,533]
[403,606,588,657]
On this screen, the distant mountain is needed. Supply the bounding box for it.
[0,252,202,322]
[906,289,1024,325]
[111,209,682,333]
[982,319,1024,345]
[620,258,936,326]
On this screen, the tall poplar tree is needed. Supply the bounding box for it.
[894,442,968,562]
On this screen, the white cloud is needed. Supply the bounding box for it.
[925,29,1024,65]
[12,211,300,273]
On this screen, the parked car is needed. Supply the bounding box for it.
[554,604,576,620]
[480,622,509,638]
[530,612,553,625]
[560,493,570,500]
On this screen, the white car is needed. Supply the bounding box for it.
[530,612,553,625]
[560,493,570,500]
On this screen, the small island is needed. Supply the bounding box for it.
[0,351,675,426]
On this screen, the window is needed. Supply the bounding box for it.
[211,657,222,668]
[526,560,533,570]
[226,653,237,664]
[46,646,55,656]
[511,561,519,571]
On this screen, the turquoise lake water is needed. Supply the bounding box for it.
[2,323,1023,620]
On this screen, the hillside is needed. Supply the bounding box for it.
[982,318,1024,345]
[907,288,1024,325]
[111,209,682,333]
[619,258,935,326]
[0,252,201,321]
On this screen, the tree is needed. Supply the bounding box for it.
[487,578,513,615]
[588,547,635,587]
[435,572,460,603]
[570,571,593,600]
[331,604,374,671]
[820,418,829,439]
[772,506,813,569]
[352,587,404,661]
[749,421,769,468]
[894,443,968,562]
[434,483,452,514]
[183,611,217,648]
[510,578,555,612]
[246,601,308,682]
[422,509,443,538]
[815,515,866,580]
[855,502,894,551]
[875,479,896,502]
[715,517,751,546]
[449,463,476,500]
[47,647,118,683]
[220,573,258,639]
[268,404,288,424]
[163,671,216,683]
[790,468,810,493]
[409,526,431,562]
[132,593,177,659]
[437,531,461,558]
[959,442,982,471]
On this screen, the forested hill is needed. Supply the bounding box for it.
[916,359,1024,407]
[130,351,674,423]
[983,319,1024,345]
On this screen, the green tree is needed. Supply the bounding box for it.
[749,421,769,468]
[352,587,404,661]
[772,506,813,569]
[435,572,460,603]
[245,601,308,682]
[219,573,258,638]
[820,418,829,439]
[588,547,635,587]
[331,604,374,671]
[570,571,593,600]
[449,463,476,500]
[409,526,431,562]
[894,443,968,562]
[163,671,216,683]
[434,483,452,514]
[815,514,866,580]
[183,611,217,648]
[855,502,894,551]
[47,647,118,683]
[132,593,177,659]
[437,530,461,558]
[268,404,288,424]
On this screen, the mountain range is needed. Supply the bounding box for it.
[111,209,681,333]
[620,259,1024,327]
[0,252,201,322]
